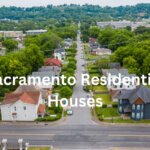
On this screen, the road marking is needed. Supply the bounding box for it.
[0,133,54,136]
[109,134,150,137]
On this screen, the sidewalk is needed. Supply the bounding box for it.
[0,116,66,126]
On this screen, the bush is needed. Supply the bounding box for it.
[67,62,76,70]
[112,103,118,108]
[60,86,73,98]
[99,115,104,121]
[66,68,75,74]
[102,104,107,108]
[36,113,62,122]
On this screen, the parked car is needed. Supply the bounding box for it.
[67,108,73,115]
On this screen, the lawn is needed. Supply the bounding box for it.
[94,94,112,104]
[93,85,108,92]
[104,118,150,123]
[85,54,99,60]
[28,147,50,150]
[96,107,120,118]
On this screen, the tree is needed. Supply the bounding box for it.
[89,26,101,38]
[60,86,73,99]
[143,54,150,75]
[123,56,139,74]
[2,39,18,52]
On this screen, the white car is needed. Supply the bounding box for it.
[67,108,73,115]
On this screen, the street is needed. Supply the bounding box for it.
[0,31,150,150]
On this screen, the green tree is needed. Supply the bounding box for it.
[2,39,18,52]
[60,86,73,99]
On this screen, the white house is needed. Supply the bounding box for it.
[91,48,112,56]
[102,69,137,90]
[26,29,47,35]
[54,48,66,62]
[0,89,45,121]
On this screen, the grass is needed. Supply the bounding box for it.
[85,54,99,60]
[104,118,150,123]
[94,94,112,104]
[96,107,120,118]
[93,85,108,92]
[28,147,50,150]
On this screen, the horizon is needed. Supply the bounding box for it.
[0,0,149,8]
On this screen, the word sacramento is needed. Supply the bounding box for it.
[0,74,150,86]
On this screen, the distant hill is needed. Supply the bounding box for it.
[0,3,150,21]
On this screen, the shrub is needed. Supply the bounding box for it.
[67,62,76,70]
[36,113,62,122]
[60,86,73,98]
[102,104,107,108]
[112,103,118,108]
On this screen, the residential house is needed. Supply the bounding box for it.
[44,58,62,67]
[118,86,150,120]
[26,29,47,35]
[91,48,111,56]
[97,20,150,30]
[108,63,121,69]
[38,66,61,74]
[64,38,73,49]
[14,85,50,104]
[29,69,61,90]
[54,48,66,62]
[0,85,45,121]
[102,69,137,90]
[0,31,23,41]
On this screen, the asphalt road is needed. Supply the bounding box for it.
[62,32,96,125]
[0,32,150,150]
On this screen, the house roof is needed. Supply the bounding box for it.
[119,86,150,104]
[38,104,45,114]
[54,48,65,53]
[15,85,49,100]
[92,48,111,53]
[38,66,61,72]
[107,69,129,76]
[44,58,62,67]
[129,86,150,104]
[14,85,39,93]
[109,90,120,99]
[2,91,40,105]
[31,71,59,79]
[108,63,121,69]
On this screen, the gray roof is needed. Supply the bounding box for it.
[129,86,150,104]
[107,69,129,76]
[54,48,65,53]
[109,63,121,69]
[31,71,59,79]
[14,85,48,99]
[38,66,61,73]
[14,85,39,93]
[119,86,150,104]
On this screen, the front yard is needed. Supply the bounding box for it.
[94,93,112,105]
[96,107,120,119]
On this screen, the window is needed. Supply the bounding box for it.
[137,105,141,110]
[120,99,122,104]
[132,112,135,118]
[23,106,26,110]
[141,105,144,110]
[136,112,141,119]
[141,112,144,119]
[132,104,135,110]
[14,107,16,111]
[119,106,122,112]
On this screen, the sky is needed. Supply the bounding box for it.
[0,0,149,7]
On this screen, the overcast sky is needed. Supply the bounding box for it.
[0,0,149,7]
